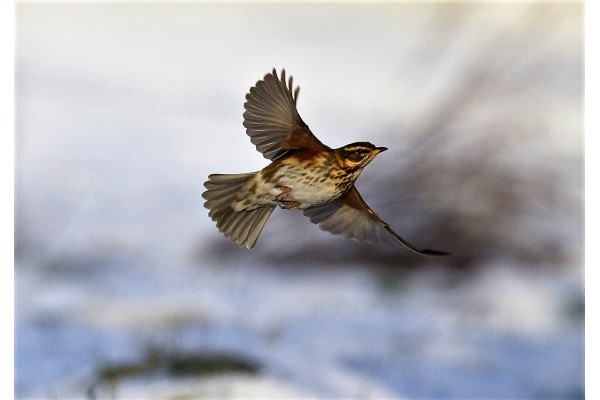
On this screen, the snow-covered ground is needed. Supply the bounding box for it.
[15,3,583,398]
[16,260,583,398]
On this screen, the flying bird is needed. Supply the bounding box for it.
[203,69,449,256]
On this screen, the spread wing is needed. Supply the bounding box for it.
[303,187,450,256]
[243,68,330,160]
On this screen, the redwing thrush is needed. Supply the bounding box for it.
[203,69,449,256]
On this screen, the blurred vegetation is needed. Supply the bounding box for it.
[89,345,260,398]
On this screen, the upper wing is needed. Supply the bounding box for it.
[303,187,450,256]
[243,68,330,160]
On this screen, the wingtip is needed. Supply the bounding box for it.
[421,249,452,257]
[269,67,288,79]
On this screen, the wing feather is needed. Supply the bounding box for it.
[243,68,329,160]
[303,187,450,256]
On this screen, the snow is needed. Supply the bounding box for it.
[15,261,583,398]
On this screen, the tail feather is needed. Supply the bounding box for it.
[202,173,275,249]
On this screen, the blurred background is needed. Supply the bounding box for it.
[15,2,583,398]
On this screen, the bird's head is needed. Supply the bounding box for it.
[335,142,387,174]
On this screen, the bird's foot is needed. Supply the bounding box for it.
[275,185,292,201]
[279,201,301,209]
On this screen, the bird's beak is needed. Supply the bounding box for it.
[375,146,388,153]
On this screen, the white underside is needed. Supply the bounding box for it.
[239,165,345,210]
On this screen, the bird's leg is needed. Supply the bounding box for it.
[274,185,300,209]
[275,185,292,201]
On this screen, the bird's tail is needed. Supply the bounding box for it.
[203,172,275,249]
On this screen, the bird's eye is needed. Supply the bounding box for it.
[347,149,369,163]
